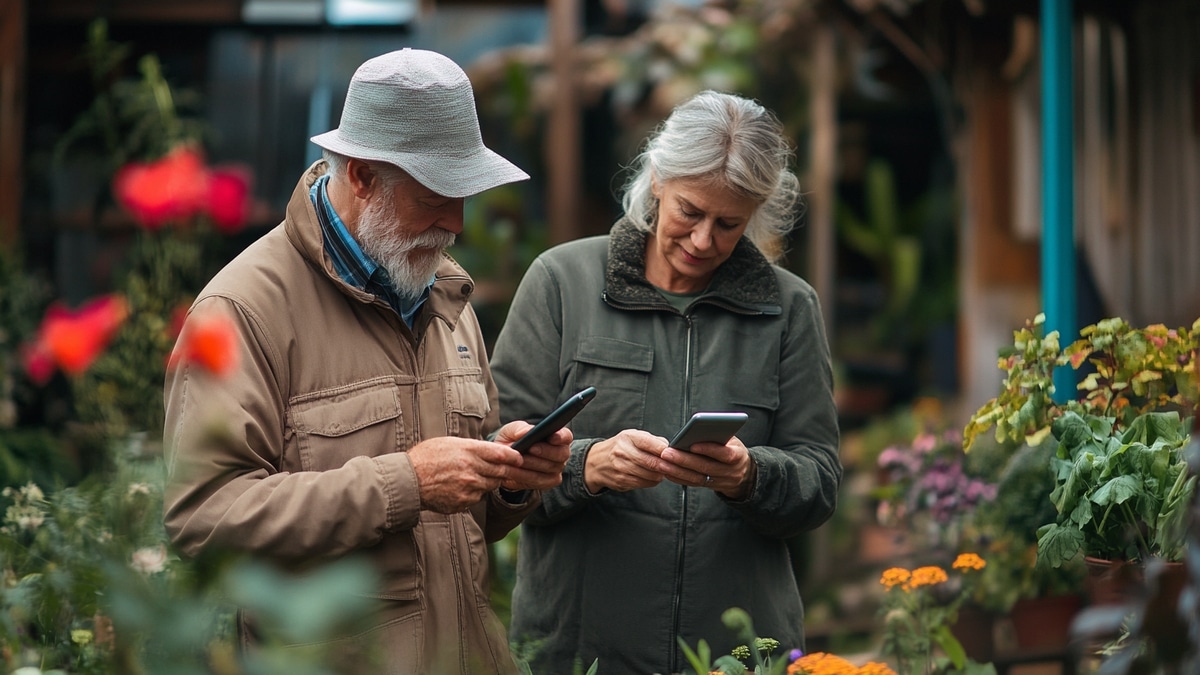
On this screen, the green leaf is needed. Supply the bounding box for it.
[1037,523,1084,568]
[1091,475,1140,507]
[677,636,711,675]
[713,654,748,674]
[932,624,966,669]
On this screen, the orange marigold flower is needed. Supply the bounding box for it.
[789,651,859,675]
[858,662,898,675]
[952,553,987,572]
[908,566,949,588]
[168,313,240,377]
[879,567,911,590]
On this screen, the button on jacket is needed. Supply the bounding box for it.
[163,161,532,674]
[490,219,842,675]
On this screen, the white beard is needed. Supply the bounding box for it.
[355,191,456,300]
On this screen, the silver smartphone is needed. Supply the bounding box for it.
[668,412,748,450]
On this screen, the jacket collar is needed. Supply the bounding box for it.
[283,161,475,332]
[604,218,781,314]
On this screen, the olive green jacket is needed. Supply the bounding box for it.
[163,162,533,674]
[490,219,842,675]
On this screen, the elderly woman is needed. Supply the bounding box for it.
[489,90,841,674]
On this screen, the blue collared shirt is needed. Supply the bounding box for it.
[309,174,430,328]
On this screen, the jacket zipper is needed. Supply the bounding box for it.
[668,313,695,673]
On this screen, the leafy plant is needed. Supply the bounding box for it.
[835,158,957,349]
[964,314,1199,453]
[53,19,206,188]
[963,439,1083,612]
[1036,411,1195,567]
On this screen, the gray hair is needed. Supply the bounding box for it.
[619,91,801,262]
[322,149,410,194]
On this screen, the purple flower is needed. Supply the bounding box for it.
[789,649,804,662]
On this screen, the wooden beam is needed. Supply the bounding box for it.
[545,0,580,245]
[30,0,242,24]
[0,0,25,251]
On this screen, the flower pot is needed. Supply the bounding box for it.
[1009,594,1082,650]
[950,604,995,662]
[1082,557,1189,645]
[858,523,912,564]
[1083,556,1185,607]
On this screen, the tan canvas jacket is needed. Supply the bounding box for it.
[163,161,533,674]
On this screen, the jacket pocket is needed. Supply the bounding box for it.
[569,336,653,434]
[727,382,780,448]
[443,368,490,438]
[289,380,402,472]
[267,598,424,675]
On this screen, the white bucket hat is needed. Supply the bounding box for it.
[311,48,529,198]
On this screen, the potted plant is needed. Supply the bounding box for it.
[963,437,1085,649]
[965,314,1199,608]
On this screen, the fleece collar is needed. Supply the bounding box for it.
[604,218,781,315]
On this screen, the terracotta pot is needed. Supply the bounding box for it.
[1009,594,1082,650]
[1083,556,1185,607]
[1082,556,1188,645]
[857,523,912,564]
[950,604,995,662]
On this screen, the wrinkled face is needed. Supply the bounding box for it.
[645,177,758,293]
[355,177,464,299]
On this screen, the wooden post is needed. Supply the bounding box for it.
[808,25,837,341]
[804,24,838,589]
[0,0,25,251]
[545,0,580,245]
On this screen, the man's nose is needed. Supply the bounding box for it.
[441,200,466,234]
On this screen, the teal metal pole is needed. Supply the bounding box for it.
[1042,0,1076,402]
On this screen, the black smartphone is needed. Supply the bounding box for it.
[668,412,748,450]
[510,386,597,453]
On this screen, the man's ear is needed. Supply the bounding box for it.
[346,159,376,199]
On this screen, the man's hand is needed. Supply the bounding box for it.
[493,421,572,492]
[582,429,668,493]
[408,437,524,513]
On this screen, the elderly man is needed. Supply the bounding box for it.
[163,49,569,674]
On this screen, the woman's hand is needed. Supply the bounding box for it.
[659,437,757,500]
[583,430,669,493]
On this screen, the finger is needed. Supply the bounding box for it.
[494,420,535,445]
[504,471,563,492]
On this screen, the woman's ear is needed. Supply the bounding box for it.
[650,174,660,200]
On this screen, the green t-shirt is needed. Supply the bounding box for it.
[656,287,701,313]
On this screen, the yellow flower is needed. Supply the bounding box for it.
[908,566,948,588]
[879,567,911,590]
[71,629,94,646]
[952,553,986,572]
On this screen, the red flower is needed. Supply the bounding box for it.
[113,146,208,229]
[23,294,130,384]
[168,313,239,377]
[204,166,252,234]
